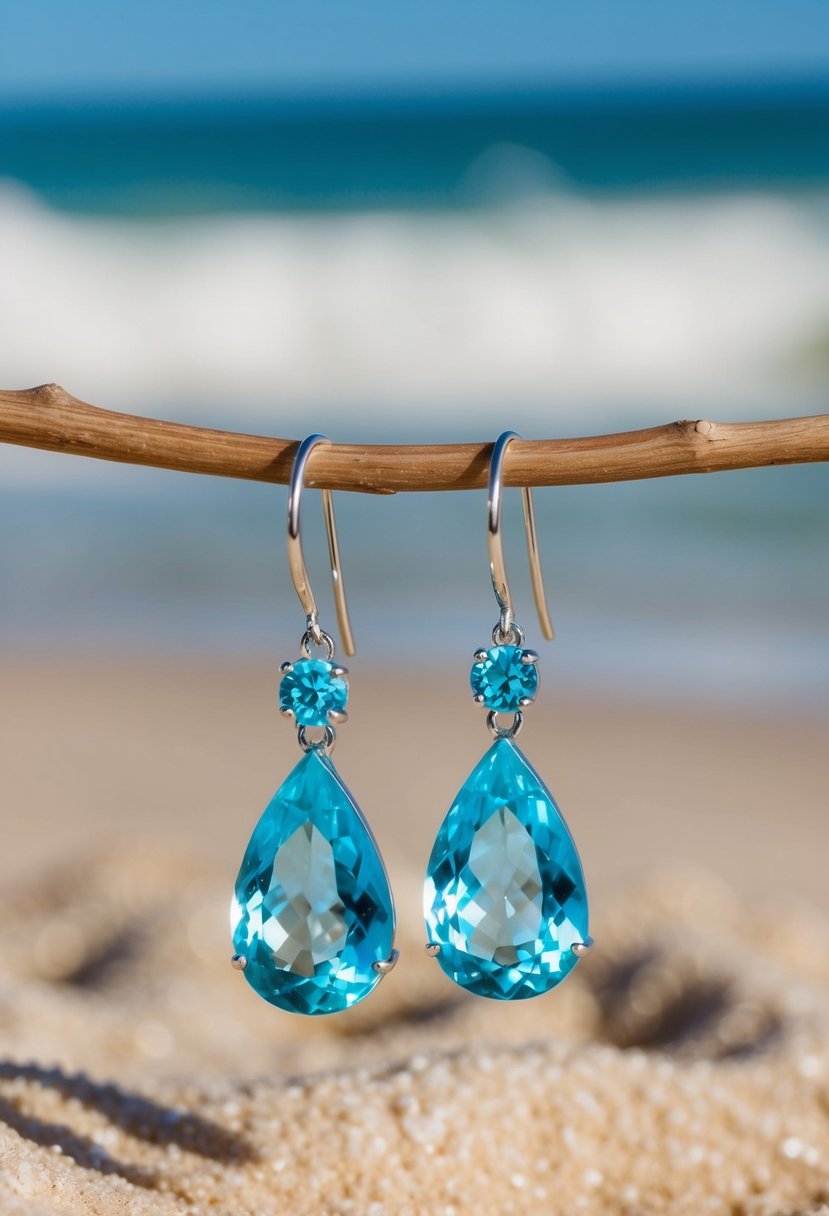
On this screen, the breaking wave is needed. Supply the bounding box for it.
[1,182,828,430]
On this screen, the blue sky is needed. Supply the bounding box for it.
[0,0,827,101]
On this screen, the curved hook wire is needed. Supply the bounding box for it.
[287,434,356,656]
[488,431,554,642]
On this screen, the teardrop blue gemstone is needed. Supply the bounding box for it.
[231,749,395,1015]
[424,738,588,1000]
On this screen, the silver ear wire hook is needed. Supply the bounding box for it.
[287,434,356,657]
[487,431,554,643]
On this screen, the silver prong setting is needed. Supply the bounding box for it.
[279,707,295,720]
[473,649,489,664]
[372,948,399,976]
[329,709,349,725]
[231,954,248,971]
[473,694,486,706]
[571,937,594,958]
[279,661,294,674]
[518,696,534,707]
[520,650,539,665]
[425,943,441,957]
[331,665,348,678]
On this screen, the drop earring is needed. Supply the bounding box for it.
[231,435,397,1015]
[424,432,592,1000]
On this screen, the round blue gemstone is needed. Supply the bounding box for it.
[470,645,538,712]
[279,659,347,727]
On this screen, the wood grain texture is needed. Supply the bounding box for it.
[1,383,828,492]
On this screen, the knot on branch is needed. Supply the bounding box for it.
[28,383,70,408]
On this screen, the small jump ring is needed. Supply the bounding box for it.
[486,710,524,740]
[297,724,336,753]
[492,620,525,648]
[300,629,336,660]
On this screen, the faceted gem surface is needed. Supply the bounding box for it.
[470,645,538,712]
[424,738,588,1000]
[278,659,347,727]
[231,749,394,1015]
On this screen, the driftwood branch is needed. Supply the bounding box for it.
[1,384,828,493]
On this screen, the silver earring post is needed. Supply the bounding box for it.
[287,434,356,657]
[487,431,554,643]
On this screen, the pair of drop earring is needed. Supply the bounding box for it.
[230,433,592,1015]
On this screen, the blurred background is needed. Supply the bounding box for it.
[1,0,828,979]
[1,0,828,706]
[1,11,829,1209]
[2,0,829,902]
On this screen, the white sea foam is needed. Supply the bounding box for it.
[1,182,827,434]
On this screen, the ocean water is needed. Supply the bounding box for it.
[1,85,827,707]
[1,82,827,214]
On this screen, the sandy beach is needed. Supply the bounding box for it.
[0,658,827,1213]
